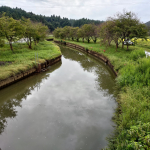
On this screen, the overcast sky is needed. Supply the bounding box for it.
[0,0,150,23]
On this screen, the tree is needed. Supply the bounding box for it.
[91,24,99,43]
[81,24,93,43]
[53,27,61,38]
[62,26,71,39]
[21,18,46,49]
[21,18,35,49]
[99,21,115,46]
[99,20,121,51]
[72,27,79,42]
[0,14,24,52]
[32,22,49,45]
[110,10,148,50]
[77,28,85,42]
[69,27,79,41]
[59,28,66,39]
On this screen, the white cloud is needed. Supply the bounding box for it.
[0,0,149,22]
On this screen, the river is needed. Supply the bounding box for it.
[0,46,117,150]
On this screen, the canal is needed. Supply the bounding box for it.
[0,46,117,150]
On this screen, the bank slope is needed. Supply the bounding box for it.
[0,41,61,86]
[55,38,150,150]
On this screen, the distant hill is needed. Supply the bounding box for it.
[0,6,104,31]
[145,21,150,27]
[70,18,104,27]
[0,6,71,31]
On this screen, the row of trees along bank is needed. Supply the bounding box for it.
[0,13,49,52]
[53,11,148,51]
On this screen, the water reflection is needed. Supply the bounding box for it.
[0,62,62,135]
[61,46,116,95]
[0,46,116,150]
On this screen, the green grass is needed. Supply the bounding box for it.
[46,34,54,39]
[55,38,150,150]
[0,40,61,80]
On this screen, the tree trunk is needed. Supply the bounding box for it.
[122,42,124,49]
[29,44,32,49]
[116,43,118,51]
[9,41,13,52]
[88,38,90,43]
[77,38,79,42]
[127,44,129,51]
[29,39,32,49]
[82,38,84,42]
[122,37,124,49]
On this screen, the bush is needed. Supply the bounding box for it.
[117,58,150,88]
[115,122,150,150]
[129,49,146,61]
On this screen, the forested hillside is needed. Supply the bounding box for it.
[69,18,103,27]
[145,21,150,26]
[0,6,103,31]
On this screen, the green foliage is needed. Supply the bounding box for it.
[115,122,150,150]
[0,14,25,51]
[69,27,79,41]
[54,24,98,43]
[21,18,48,49]
[70,18,103,27]
[117,58,150,88]
[129,49,146,61]
[0,39,5,47]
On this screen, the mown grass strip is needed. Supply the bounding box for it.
[0,40,61,81]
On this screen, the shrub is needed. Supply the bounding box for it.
[116,122,150,150]
[117,58,150,88]
[129,49,146,61]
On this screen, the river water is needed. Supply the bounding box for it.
[0,46,117,150]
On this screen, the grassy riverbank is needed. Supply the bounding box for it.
[0,41,61,81]
[55,38,150,149]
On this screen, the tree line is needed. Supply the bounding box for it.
[0,6,103,31]
[0,13,48,52]
[53,24,99,43]
[53,11,148,51]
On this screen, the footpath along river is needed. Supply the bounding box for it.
[0,46,117,150]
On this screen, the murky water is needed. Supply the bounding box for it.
[0,46,117,150]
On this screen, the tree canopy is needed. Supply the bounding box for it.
[0,14,49,51]
[0,14,24,51]
[53,10,148,51]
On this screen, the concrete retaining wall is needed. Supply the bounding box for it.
[0,55,61,89]
[54,40,117,76]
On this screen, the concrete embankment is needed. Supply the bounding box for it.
[54,40,117,76]
[0,55,61,89]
